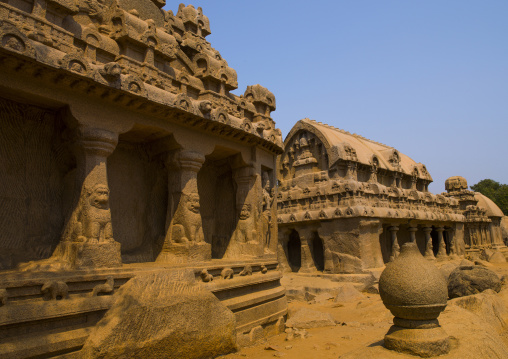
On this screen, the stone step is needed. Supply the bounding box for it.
[0,327,90,359]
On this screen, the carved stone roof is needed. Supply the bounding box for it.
[285,119,432,181]
[0,1,282,152]
[474,193,504,218]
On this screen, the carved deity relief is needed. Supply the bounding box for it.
[261,171,274,250]
[66,184,114,243]
[169,192,205,244]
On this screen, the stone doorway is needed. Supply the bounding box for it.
[287,230,302,272]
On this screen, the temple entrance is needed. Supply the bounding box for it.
[287,230,302,272]
[310,232,324,271]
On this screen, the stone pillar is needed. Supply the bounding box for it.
[298,229,318,273]
[423,226,435,260]
[485,224,492,246]
[408,225,418,243]
[54,126,121,269]
[224,166,263,259]
[389,226,400,262]
[157,150,210,264]
[446,227,458,259]
[435,226,447,260]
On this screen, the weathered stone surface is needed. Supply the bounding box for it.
[480,248,495,261]
[334,283,365,303]
[460,259,475,267]
[489,251,507,263]
[80,271,237,359]
[448,289,508,332]
[475,259,494,267]
[436,261,460,280]
[448,266,501,299]
[285,308,336,329]
[330,252,363,274]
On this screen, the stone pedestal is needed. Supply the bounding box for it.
[56,242,122,269]
[384,318,450,357]
[380,242,450,357]
[156,243,211,265]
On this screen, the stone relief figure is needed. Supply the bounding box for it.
[234,204,257,244]
[261,172,274,251]
[66,184,114,244]
[41,281,69,301]
[170,192,205,244]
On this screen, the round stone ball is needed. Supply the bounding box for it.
[379,242,448,320]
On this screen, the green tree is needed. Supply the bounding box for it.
[471,179,508,215]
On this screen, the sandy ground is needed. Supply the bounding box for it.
[220,262,508,359]
[221,293,392,359]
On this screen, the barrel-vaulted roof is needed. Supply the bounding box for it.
[474,193,504,218]
[284,119,433,181]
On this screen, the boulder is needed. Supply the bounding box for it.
[460,259,475,267]
[80,270,237,359]
[480,248,495,261]
[436,261,459,280]
[448,266,501,299]
[448,289,508,332]
[475,259,494,267]
[285,307,336,329]
[489,251,507,264]
[334,283,365,303]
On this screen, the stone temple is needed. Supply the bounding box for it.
[277,119,505,274]
[0,1,286,357]
[0,0,507,358]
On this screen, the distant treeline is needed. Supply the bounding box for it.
[471,179,508,216]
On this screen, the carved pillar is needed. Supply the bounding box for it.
[491,220,505,248]
[223,166,263,259]
[54,126,121,269]
[408,225,418,243]
[423,226,435,260]
[389,226,400,262]
[298,229,318,273]
[485,224,492,246]
[156,150,210,264]
[435,226,447,260]
[446,227,458,259]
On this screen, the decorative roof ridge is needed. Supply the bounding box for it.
[303,118,393,149]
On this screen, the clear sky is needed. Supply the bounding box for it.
[164,1,508,193]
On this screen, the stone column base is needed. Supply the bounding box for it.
[58,241,122,269]
[223,242,263,260]
[157,243,211,264]
[384,322,450,357]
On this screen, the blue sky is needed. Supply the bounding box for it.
[164,2,508,193]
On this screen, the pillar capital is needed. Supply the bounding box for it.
[435,226,445,233]
[389,226,399,232]
[72,125,118,158]
[408,226,419,233]
[422,226,433,234]
[178,150,205,173]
